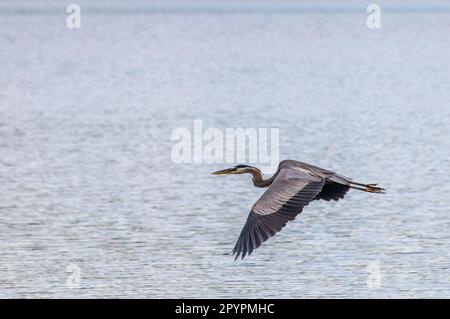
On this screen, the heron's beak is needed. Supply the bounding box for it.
[211,168,235,175]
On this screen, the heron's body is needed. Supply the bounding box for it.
[212,159,384,259]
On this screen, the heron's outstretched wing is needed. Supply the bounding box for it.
[232,167,325,259]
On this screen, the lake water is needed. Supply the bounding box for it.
[1,0,450,298]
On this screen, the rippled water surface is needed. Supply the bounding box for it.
[1,0,450,298]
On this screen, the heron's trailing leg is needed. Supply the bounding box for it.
[349,182,385,194]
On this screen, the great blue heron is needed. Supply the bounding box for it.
[212,160,385,259]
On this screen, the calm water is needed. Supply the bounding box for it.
[1,0,450,298]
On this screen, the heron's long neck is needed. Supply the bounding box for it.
[249,169,277,188]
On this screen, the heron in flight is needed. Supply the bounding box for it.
[212,160,385,260]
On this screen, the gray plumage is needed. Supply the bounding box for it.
[212,160,385,260]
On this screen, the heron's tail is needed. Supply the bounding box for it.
[349,181,385,194]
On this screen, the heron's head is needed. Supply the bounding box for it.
[212,164,260,175]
